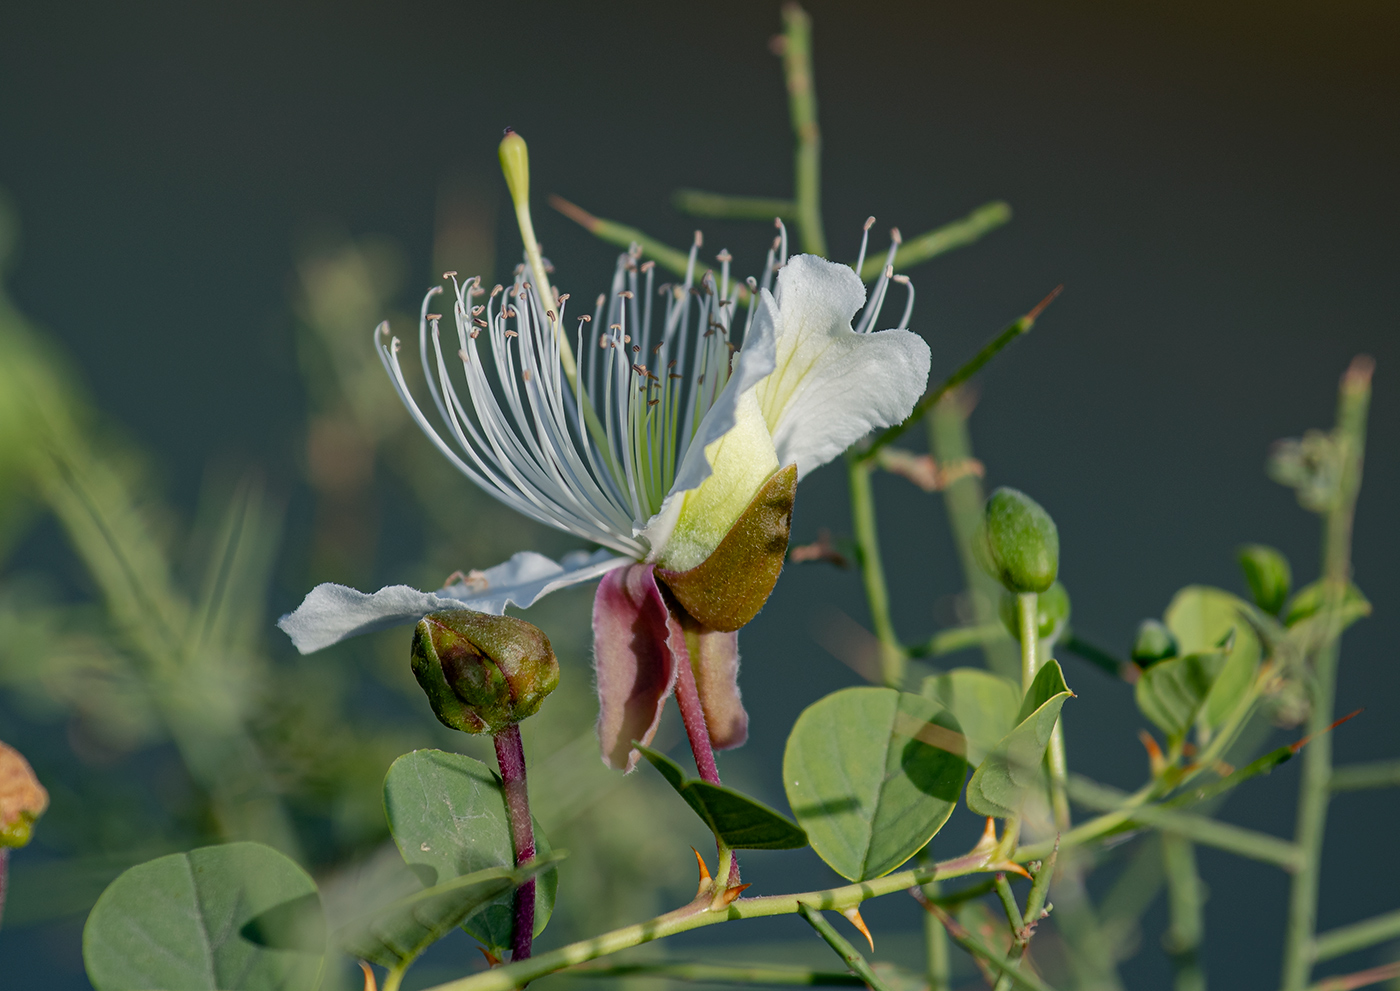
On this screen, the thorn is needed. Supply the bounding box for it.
[692,847,712,898]
[549,194,600,232]
[715,883,751,909]
[842,906,874,952]
[1024,285,1064,324]
[1291,708,1363,754]
[989,859,1033,879]
[1139,729,1166,776]
[358,961,378,991]
[972,817,999,856]
[478,946,503,968]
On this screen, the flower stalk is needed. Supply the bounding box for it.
[492,723,537,962]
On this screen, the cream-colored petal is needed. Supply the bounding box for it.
[642,390,779,572]
[753,255,931,478]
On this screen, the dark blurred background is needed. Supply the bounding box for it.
[0,1,1397,988]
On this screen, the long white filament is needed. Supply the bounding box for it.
[378,224,912,555]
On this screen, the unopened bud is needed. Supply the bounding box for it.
[1237,544,1291,615]
[0,741,48,848]
[411,611,559,734]
[498,129,530,212]
[1000,581,1071,643]
[1131,619,1178,667]
[979,487,1059,594]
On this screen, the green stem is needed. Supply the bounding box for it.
[924,902,1059,991]
[673,190,798,220]
[1313,908,1400,963]
[847,458,904,688]
[857,203,1013,281]
[993,841,1058,991]
[927,390,1021,680]
[383,963,408,991]
[1017,593,1039,690]
[779,3,826,257]
[862,290,1058,462]
[921,878,951,991]
[1280,357,1372,991]
[1067,776,1304,870]
[1329,759,1400,791]
[797,904,891,991]
[907,622,1006,659]
[1162,833,1206,991]
[418,854,1008,991]
[570,962,863,985]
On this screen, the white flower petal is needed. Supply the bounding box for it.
[637,300,779,558]
[277,549,628,654]
[755,254,931,478]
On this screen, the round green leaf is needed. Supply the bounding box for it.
[921,669,1020,767]
[965,660,1072,819]
[783,687,967,881]
[1164,586,1262,730]
[383,749,557,953]
[83,841,325,991]
[336,856,561,970]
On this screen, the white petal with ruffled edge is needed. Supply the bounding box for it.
[755,254,931,479]
[277,549,628,653]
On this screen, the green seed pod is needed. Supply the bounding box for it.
[1131,619,1178,667]
[999,581,1072,643]
[411,611,559,734]
[1237,544,1292,615]
[980,487,1059,593]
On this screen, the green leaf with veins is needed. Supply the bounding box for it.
[784,687,967,880]
[383,749,557,954]
[83,841,325,991]
[635,744,808,850]
[336,856,562,971]
[965,661,1073,819]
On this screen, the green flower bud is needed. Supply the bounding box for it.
[980,487,1059,593]
[1131,619,1178,667]
[0,741,48,848]
[411,611,559,734]
[999,581,1071,643]
[1237,544,1292,615]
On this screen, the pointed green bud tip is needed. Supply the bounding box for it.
[1000,581,1071,643]
[979,486,1059,593]
[1237,543,1292,615]
[0,740,48,848]
[498,128,530,210]
[1131,619,1178,667]
[410,610,559,734]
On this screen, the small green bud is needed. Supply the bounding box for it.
[0,740,48,848]
[411,611,559,734]
[980,487,1059,593]
[498,129,530,211]
[999,581,1071,643]
[1237,544,1291,615]
[1131,619,1178,667]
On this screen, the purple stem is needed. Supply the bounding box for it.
[493,723,535,962]
[672,650,741,886]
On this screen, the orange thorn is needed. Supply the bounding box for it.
[477,946,503,968]
[358,961,378,991]
[973,817,999,855]
[1024,284,1064,324]
[692,847,713,898]
[1139,730,1166,776]
[1291,708,1364,754]
[988,859,1033,880]
[715,883,752,909]
[842,906,874,952]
